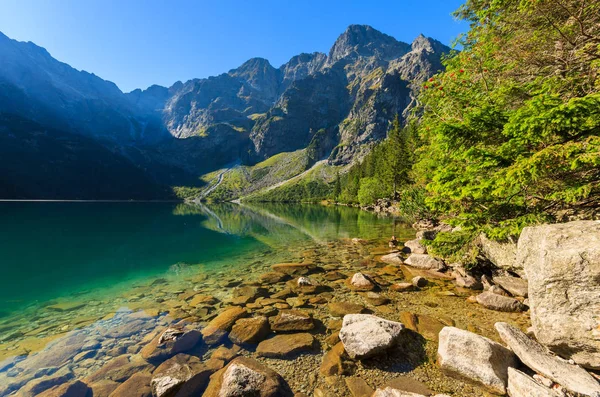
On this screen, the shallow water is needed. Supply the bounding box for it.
[0,202,529,396]
[0,202,406,314]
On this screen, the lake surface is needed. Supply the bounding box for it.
[0,202,407,315]
[0,202,529,396]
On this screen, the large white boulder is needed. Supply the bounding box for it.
[506,367,561,397]
[518,220,600,369]
[437,326,517,395]
[495,322,600,397]
[339,314,404,359]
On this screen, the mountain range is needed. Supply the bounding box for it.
[0,25,451,199]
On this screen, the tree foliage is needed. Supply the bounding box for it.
[415,0,600,239]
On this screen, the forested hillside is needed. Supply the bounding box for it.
[266,0,599,250]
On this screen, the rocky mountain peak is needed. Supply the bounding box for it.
[327,24,410,65]
[228,57,280,101]
[411,34,449,54]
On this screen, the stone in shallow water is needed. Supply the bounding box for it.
[109,372,152,397]
[495,322,600,397]
[364,292,390,306]
[229,316,270,345]
[475,291,526,312]
[348,273,376,291]
[269,310,313,332]
[150,353,223,397]
[507,367,560,397]
[404,254,445,271]
[403,239,428,254]
[345,377,374,397]
[380,253,404,266]
[46,302,86,312]
[15,366,74,397]
[339,314,404,359]
[437,326,517,395]
[141,327,202,363]
[320,342,347,376]
[492,276,528,297]
[256,333,315,358]
[271,262,315,275]
[390,283,415,292]
[85,354,151,383]
[201,306,248,345]
[328,302,365,317]
[203,356,292,397]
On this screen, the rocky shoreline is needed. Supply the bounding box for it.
[0,219,598,396]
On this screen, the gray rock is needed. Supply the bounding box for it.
[140,328,202,363]
[437,326,517,395]
[476,291,526,312]
[488,285,510,297]
[479,234,520,276]
[495,322,600,397]
[507,367,561,397]
[404,254,445,270]
[455,274,483,290]
[339,314,404,359]
[350,272,376,289]
[380,253,404,266]
[519,220,600,369]
[203,356,292,397]
[403,239,427,254]
[493,276,528,297]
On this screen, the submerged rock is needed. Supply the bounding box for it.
[229,316,270,345]
[475,291,526,312]
[256,333,315,358]
[404,254,445,271]
[201,306,248,345]
[272,262,315,275]
[269,309,313,332]
[36,380,91,397]
[141,327,202,362]
[380,252,404,266]
[339,314,404,359]
[328,302,365,317]
[320,342,347,376]
[348,273,376,291]
[495,322,600,397]
[519,220,600,369]
[437,326,517,395]
[108,372,152,397]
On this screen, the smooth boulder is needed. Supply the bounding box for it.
[475,291,526,312]
[495,322,600,397]
[506,367,561,397]
[404,254,445,271]
[437,326,517,395]
[519,220,600,369]
[339,314,404,359]
[203,356,292,397]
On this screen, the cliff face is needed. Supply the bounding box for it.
[0,25,451,198]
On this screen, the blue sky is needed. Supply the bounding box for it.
[0,0,467,92]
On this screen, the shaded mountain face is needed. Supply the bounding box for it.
[0,25,451,198]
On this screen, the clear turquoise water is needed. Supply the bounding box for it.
[0,202,406,315]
